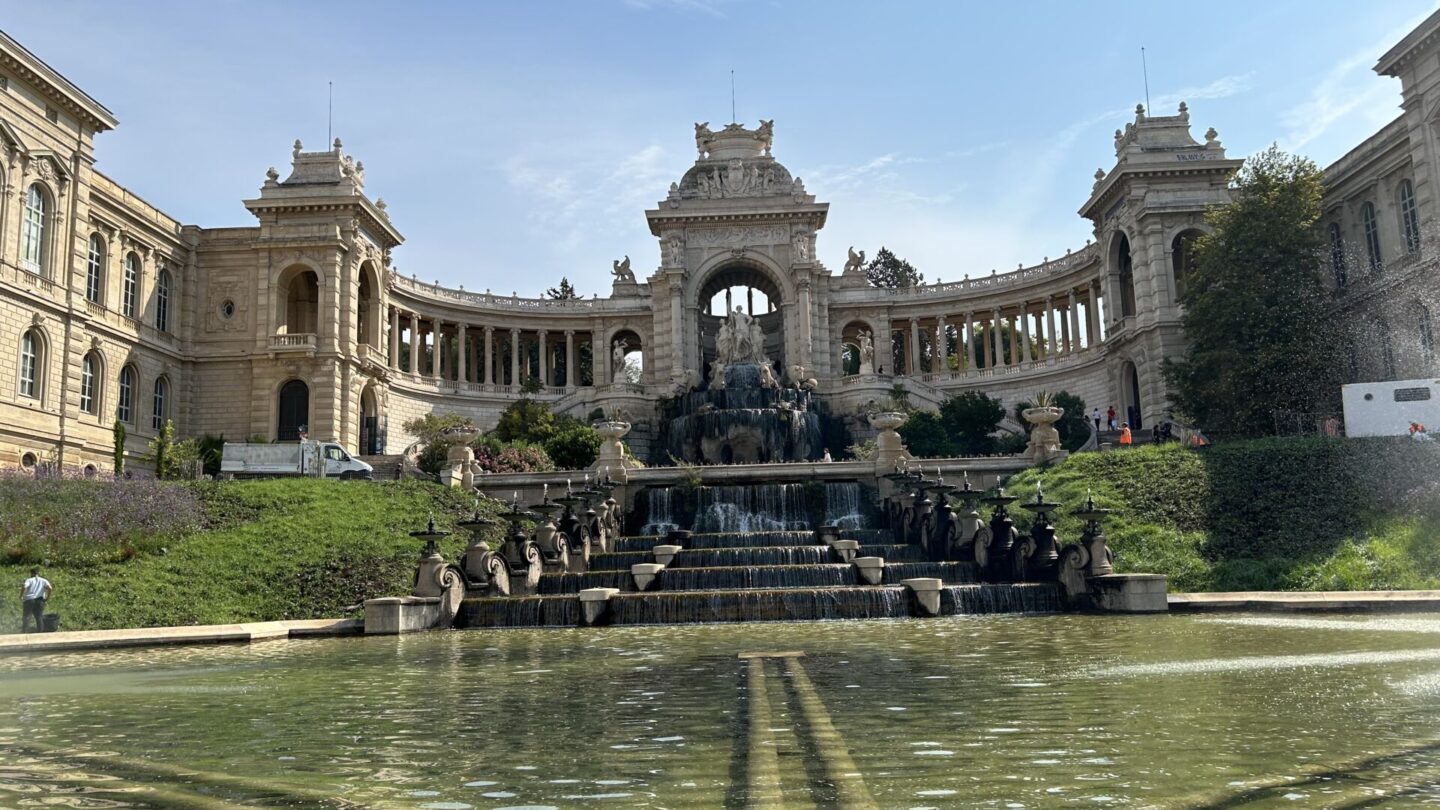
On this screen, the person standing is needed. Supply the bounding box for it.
[1092,408,1101,434]
[1119,423,1133,447]
[20,567,52,633]
[1107,405,1117,431]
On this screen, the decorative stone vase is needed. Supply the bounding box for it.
[868,411,909,472]
[1022,406,1064,463]
[591,420,632,472]
[443,425,481,488]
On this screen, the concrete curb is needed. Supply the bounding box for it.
[1170,590,1440,613]
[0,617,362,654]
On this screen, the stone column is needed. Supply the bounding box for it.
[408,313,420,374]
[389,306,400,368]
[987,309,999,368]
[510,328,521,391]
[670,278,685,381]
[1020,302,1032,364]
[797,279,813,373]
[934,315,946,373]
[457,323,468,384]
[1045,296,1058,361]
[908,318,920,375]
[484,326,494,385]
[435,320,447,379]
[962,311,973,370]
[537,330,549,387]
[1088,282,1101,347]
[591,330,604,385]
[1068,289,1080,352]
[565,331,575,388]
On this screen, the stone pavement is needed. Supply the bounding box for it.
[1170,590,1440,612]
[0,617,361,654]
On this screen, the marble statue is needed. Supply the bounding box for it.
[612,339,627,375]
[758,363,778,389]
[844,246,866,275]
[792,229,810,262]
[612,256,634,283]
[756,119,774,155]
[715,306,768,366]
[716,318,735,363]
[666,235,684,267]
[694,122,713,157]
[858,330,875,374]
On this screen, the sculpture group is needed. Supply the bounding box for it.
[710,306,773,389]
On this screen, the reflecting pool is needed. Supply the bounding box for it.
[3,613,1440,808]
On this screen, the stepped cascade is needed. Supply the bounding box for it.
[449,478,1068,629]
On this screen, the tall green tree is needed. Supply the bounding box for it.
[1162,146,1345,436]
[546,277,580,300]
[865,247,923,288]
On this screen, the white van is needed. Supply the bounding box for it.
[1340,379,1440,437]
[221,440,373,479]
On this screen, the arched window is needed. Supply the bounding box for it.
[155,269,171,332]
[1329,223,1346,289]
[1117,234,1136,317]
[18,328,41,399]
[1399,179,1421,254]
[86,234,105,304]
[152,376,169,431]
[1362,202,1383,271]
[117,365,135,423]
[20,184,47,274]
[1171,231,1201,301]
[123,253,140,318]
[80,352,98,414]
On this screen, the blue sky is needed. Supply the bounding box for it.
[6,1,1435,295]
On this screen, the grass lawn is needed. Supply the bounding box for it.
[1005,438,1440,592]
[0,478,497,632]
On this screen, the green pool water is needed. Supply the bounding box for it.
[3,613,1440,808]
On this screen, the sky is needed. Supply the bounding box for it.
[5,0,1436,296]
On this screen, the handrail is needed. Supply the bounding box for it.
[391,274,650,312]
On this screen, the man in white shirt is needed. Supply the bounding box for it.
[20,567,52,633]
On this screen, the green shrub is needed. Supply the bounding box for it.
[543,423,601,469]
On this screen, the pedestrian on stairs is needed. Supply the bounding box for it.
[1119,423,1133,447]
[1092,408,1101,434]
[1107,406,1117,431]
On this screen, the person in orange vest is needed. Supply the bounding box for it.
[1119,422,1133,447]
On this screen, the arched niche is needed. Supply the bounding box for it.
[693,260,786,384]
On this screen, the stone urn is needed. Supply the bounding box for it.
[591,420,632,472]
[869,411,909,471]
[443,425,481,488]
[1022,406,1064,463]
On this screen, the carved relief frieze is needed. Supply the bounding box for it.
[205,281,248,333]
[687,224,789,248]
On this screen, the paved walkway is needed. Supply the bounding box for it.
[1170,590,1440,612]
[0,617,361,654]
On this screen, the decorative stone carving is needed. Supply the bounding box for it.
[664,234,684,267]
[791,227,811,262]
[857,329,875,374]
[205,282,248,332]
[695,122,713,157]
[689,225,789,248]
[612,338,628,375]
[843,246,866,275]
[715,306,768,366]
[611,256,635,283]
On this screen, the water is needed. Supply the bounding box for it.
[694,484,811,532]
[4,614,1440,807]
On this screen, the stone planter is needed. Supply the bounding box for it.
[868,411,909,470]
[1022,406,1064,463]
[591,420,632,473]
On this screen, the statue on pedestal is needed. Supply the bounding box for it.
[611,256,635,283]
[612,339,628,376]
[858,330,875,374]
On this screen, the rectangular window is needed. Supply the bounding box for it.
[1394,387,1432,402]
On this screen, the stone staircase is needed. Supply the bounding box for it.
[357,454,405,480]
[455,506,1062,628]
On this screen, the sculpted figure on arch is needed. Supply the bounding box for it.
[612,256,634,283]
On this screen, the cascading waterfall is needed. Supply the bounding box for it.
[694,483,810,532]
[640,487,678,535]
[823,481,866,529]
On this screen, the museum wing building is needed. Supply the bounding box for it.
[0,14,1438,472]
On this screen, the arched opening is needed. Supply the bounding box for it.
[122,252,140,318]
[83,463,98,479]
[155,268,172,332]
[1171,230,1202,303]
[1116,234,1136,317]
[151,375,170,431]
[610,329,643,385]
[840,320,873,376]
[80,350,102,415]
[1121,361,1142,430]
[277,380,310,441]
[356,262,381,348]
[696,264,784,386]
[117,364,136,424]
[359,385,380,455]
[20,183,49,276]
[278,266,320,335]
[86,233,105,304]
[18,327,44,400]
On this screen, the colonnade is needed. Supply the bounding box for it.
[881,281,1103,376]
[386,307,605,391]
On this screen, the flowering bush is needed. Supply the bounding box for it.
[472,437,554,473]
[0,472,205,565]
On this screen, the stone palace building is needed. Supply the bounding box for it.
[1,14,1438,472]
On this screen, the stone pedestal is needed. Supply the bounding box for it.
[869,411,909,473]
[591,420,632,473]
[579,587,621,625]
[830,539,860,563]
[652,544,682,566]
[901,577,943,616]
[631,563,664,591]
[854,556,885,585]
[363,596,442,634]
[1089,574,1168,613]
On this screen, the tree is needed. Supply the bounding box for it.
[1162,145,1345,437]
[897,411,950,457]
[1013,390,1090,451]
[622,356,643,384]
[147,419,180,479]
[494,399,557,443]
[939,391,1005,455]
[864,247,924,289]
[113,419,126,477]
[543,423,602,469]
[546,277,580,300]
[403,413,475,448]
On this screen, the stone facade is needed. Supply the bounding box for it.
[1,15,1437,473]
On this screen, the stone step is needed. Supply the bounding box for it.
[534,561,980,594]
